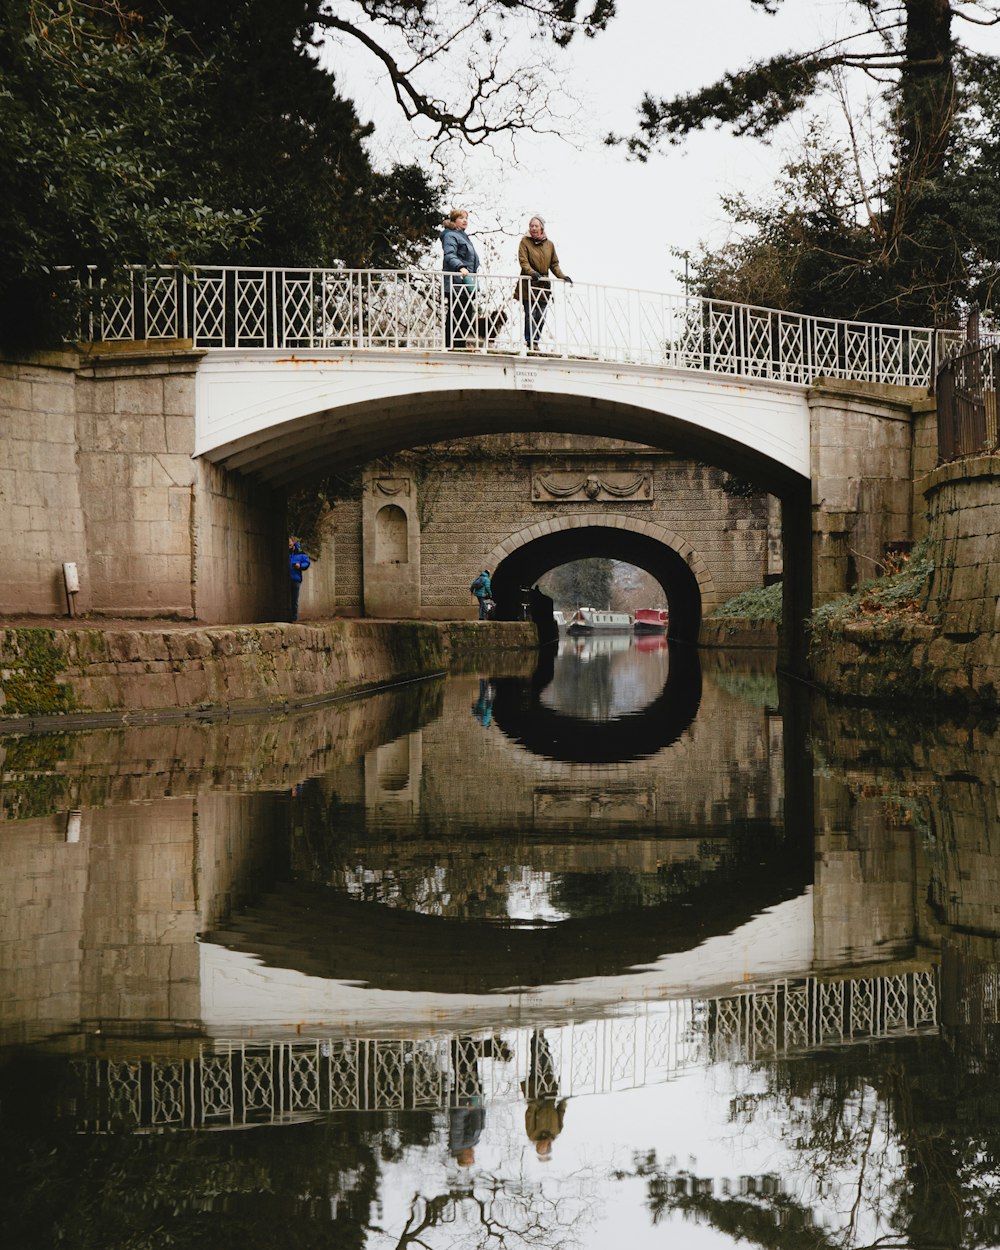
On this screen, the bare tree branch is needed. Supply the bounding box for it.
[308,1,613,146]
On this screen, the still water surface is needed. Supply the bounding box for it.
[1,637,999,1248]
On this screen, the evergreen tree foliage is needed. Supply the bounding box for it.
[136,0,443,269]
[0,0,613,349]
[685,55,1000,323]
[0,1,256,345]
[0,0,440,347]
[612,0,1000,322]
[540,558,615,611]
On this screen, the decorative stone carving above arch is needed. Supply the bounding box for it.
[531,470,653,503]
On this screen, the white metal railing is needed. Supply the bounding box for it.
[78,265,965,387]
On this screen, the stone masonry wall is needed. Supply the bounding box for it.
[194,458,285,623]
[0,353,89,614]
[417,445,769,616]
[809,379,926,605]
[74,351,201,616]
[923,456,1000,637]
[0,351,286,623]
[0,619,536,722]
[313,437,772,619]
[810,455,1000,704]
[910,402,939,541]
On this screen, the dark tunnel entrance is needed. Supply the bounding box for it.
[489,524,704,644]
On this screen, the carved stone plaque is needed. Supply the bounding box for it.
[531,470,652,503]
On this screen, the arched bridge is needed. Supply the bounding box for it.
[31,265,947,642]
[88,264,949,492]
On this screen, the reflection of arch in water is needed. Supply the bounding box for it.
[491,642,702,764]
[203,837,805,995]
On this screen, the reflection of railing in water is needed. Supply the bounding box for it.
[69,969,937,1132]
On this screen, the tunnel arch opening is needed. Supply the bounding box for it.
[484,516,711,644]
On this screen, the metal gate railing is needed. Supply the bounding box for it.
[936,342,999,462]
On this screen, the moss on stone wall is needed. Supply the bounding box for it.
[0,732,77,820]
[802,528,1000,704]
[810,627,943,703]
[0,630,75,715]
[0,620,536,725]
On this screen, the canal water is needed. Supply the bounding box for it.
[2,636,999,1248]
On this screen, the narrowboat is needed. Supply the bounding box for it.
[633,607,669,634]
[565,606,633,635]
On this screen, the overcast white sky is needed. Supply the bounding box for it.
[321,1,997,296]
[322,0,863,292]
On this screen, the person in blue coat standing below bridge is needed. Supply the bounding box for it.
[288,536,311,622]
[470,567,492,620]
[441,208,480,348]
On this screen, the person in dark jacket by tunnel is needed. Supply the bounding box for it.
[470,567,492,620]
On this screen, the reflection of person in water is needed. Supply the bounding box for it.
[521,1029,567,1158]
[449,1035,486,1168]
[471,678,496,728]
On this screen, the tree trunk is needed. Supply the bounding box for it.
[899,0,955,184]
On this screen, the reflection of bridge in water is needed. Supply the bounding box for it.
[72,967,937,1132]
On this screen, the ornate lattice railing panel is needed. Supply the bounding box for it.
[280,274,320,349]
[151,1059,187,1127]
[73,266,953,386]
[191,271,227,347]
[96,276,136,342]
[234,272,269,348]
[200,1053,234,1125]
[327,1039,361,1109]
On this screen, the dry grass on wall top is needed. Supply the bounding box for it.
[811,542,936,637]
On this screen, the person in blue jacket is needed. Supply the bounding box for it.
[470,567,492,620]
[288,536,311,622]
[441,208,480,348]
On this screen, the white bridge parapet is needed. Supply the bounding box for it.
[85,265,955,387]
[194,349,814,481]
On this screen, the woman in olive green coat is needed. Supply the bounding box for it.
[515,216,572,350]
